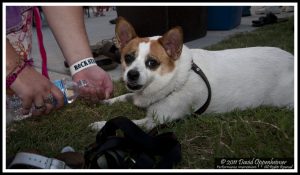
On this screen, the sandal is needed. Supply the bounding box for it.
[94,55,118,71]
[91,37,121,64]
[64,38,120,71]
[252,12,278,27]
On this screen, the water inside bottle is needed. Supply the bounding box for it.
[63,79,88,103]
[63,80,79,104]
[66,89,76,103]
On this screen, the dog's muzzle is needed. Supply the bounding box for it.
[126,69,143,91]
[127,69,139,81]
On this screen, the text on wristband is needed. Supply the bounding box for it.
[73,58,96,71]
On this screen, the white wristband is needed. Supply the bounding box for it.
[69,57,97,76]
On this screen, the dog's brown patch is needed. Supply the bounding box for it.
[120,37,150,69]
[158,26,183,60]
[149,40,175,75]
[115,17,137,49]
[120,37,175,75]
[121,37,149,55]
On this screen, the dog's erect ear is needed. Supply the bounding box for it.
[158,26,183,60]
[115,17,137,49]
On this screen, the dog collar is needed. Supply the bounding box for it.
[8,152,71,169]
[191,61,211,115]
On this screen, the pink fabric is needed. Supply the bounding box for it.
[33,7,49,79]
[6,8,33,62]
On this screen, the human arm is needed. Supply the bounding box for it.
[6,39,65,115]
[42,6,113,100]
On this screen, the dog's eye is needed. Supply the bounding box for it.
[145,58,160,70]
[124,54,135,65]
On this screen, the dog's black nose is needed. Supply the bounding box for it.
[127,69,140,81]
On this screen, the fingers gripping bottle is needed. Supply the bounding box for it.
[6,78,88,121]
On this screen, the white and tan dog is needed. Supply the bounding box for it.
[90,17,294,131]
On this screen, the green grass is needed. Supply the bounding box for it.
[205,17,294,54]
[6,17,294,169]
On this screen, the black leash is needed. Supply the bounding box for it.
[191,61,212,115]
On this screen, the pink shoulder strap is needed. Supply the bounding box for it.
[33,7,49,79]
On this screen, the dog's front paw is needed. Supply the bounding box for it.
[89,121,107,131]
[100,99,114,105]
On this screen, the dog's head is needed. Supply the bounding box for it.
[115,17,184,92]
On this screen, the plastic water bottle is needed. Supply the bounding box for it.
[53,78,88,104]
[6,78,88,121]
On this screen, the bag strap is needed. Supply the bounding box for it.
[151,132,182,168]
[84,136,125,169]
[94,116,181,169]
[33,7,49,79]
[8,152,71,169]
[96,116,160,153]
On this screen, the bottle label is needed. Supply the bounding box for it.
[53,80,68,104]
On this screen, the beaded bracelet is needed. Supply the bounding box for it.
[6,59,34,88]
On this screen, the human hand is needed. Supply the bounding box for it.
[72,65,113,102]
[9,66,65,116]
